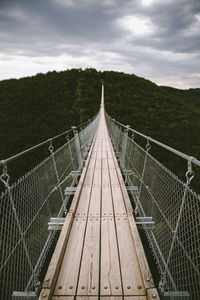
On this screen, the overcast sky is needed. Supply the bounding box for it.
[0,0,200,89]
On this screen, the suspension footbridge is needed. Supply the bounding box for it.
[0,84,199,300]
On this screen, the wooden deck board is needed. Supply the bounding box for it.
[100,217,122,296]
[108,158,127,217]
[54,218,87,296]
[101,158,114,217]
[124,297,147,300]
[76,297,98,300]
[147,288,159,299]
[40,86,159,299]
[77,218,100,296]
[75,153,97,218]
[115,217,145,296]
[52,297,74,300]
[41,213,73,291]
[100,296,123,300]
[88,147,101,218]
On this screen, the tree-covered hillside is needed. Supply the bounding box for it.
[0,68,199,192]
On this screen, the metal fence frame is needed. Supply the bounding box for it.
[0,114,99,300]
[106,113,200,300]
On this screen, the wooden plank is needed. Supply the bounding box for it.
[54,218,87,296]
[77,218,100,296]
[39,288,51,300]
[108,158,127,217]
[75,156,96,217]
[69,130,98,214]
[75,184,93,217]
[115,217,146,296]
[76,297,98,300]
[100,217,122,296]
[124,297,147,300]
[101,297,123,300]
[88,155,101,217]
[52,297,74,300]
[105,128,133,213]
[128,215,155,289]
[89,123,102,218]
[101,158,114,217]
[147,288,160,300]
[109,144,133,214]
[41,213,73,292]
[104,140,115,161]
[88,186,101,217]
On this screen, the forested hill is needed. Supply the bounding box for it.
[0,68,200,191]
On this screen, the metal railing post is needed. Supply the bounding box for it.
[48,140,64,203]
[135,139,151,214]
[113,120,120,153]
[72,126,83,170]
[66,133,76,170]
[120,125,130,169]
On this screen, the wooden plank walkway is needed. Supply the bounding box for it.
[39,85,159,300]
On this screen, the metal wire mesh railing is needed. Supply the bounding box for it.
[0,114,99,300]
[105,113,200,299]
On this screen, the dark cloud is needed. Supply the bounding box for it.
[0,0,199,88]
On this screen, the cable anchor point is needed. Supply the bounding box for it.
[146,138,151,152]
[48,139,54,154]
[0,161,10,187]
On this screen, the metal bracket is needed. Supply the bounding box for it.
[163,291,190,297]
[71,170,81,177]
[83,152,88,158]
[83,146,91,158]
[123,169,134,175]
[85,146,91,152]
[71,170,81,176]
[12,292,37,299]
[48,217,65,231]
[135,217,155,230]
[122,169,134,184]
[115,151,121,157]
[71,170,81,184]
[65,186,77,196]
[126,185,139,194]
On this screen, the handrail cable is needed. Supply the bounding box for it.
[109,115,200,167]
[0,115,96,166]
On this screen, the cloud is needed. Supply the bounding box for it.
[0,0,199,88]
[52,0,74,8]
[117,15,157,37]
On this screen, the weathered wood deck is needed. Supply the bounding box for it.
[39,86,159,300]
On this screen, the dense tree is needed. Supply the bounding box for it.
[0,68,199,193]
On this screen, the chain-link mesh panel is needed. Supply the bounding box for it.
[0,115,99,300]
[106,113,200,299]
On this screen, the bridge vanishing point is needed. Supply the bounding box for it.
[0,84,199,300]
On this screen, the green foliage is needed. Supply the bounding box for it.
[73,68,101,122]
[0,68,199,193]
[102,71,200,192]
